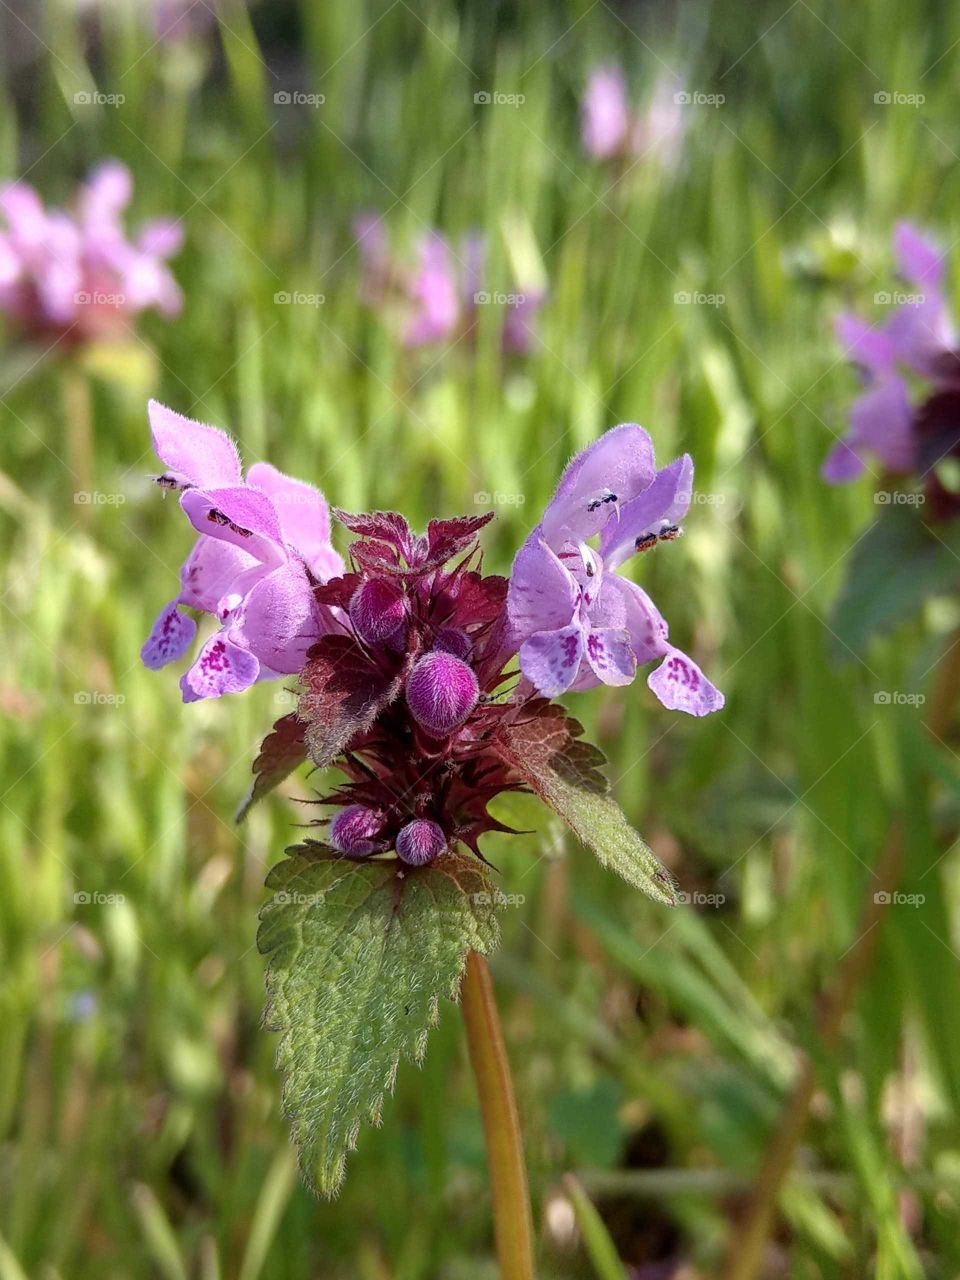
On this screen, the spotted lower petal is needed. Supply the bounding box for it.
[583,627,636,686]
[141,600,196,670]
[648,645,724,716]
[519,624,584,697]
[180,631,260,702]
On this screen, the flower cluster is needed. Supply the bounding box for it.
[828,222,960,515]
[0,161,182,343]
[140,401,343,702]
[354,216,544,354]
[506,424,724,715]
[143,409,723,865]
[581,68,687,167]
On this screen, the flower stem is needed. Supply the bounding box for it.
[722,630,960,1280]
[461,950,535,1280]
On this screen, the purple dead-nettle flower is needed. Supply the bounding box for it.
[506,424,724,716]
[143,409,723,1192]
[0,161,182,343]
[826,222,958,488]
[354,216,545,354]
[141,401,343,702]
[582,68,688,168]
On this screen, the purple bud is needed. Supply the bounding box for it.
[395,818,446,866]
[433,626,473,661]
[330,805,385,855]
[405,651,479,736]
[349,578,408,648]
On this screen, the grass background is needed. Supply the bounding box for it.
[2,1,960,1276]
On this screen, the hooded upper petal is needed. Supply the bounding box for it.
[541,424,657,547]
[148,400,242,489]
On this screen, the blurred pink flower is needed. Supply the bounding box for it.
[354,217,544,354]
[0,160,182,343]
[582,67,688,168]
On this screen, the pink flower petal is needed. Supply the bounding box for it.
[237,563,320,674]
[648,645,724,716]
[245,461,340,578]
[542,423,657,546]
[178,535,261,612]
[180,485,284,561]
[148,400,242,489]
[893,222,944,289]
[583,627,636,686]
[601,453,693,569]
[519,624,584,697]
[507,533,579,646]
[180,631,259,702]
[141,601,196,669]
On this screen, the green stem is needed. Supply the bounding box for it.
[461,950,535,1280]
[723,630,960,1280]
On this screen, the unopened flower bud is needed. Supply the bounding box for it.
[396,818,446,866]
[330,805,384,855]
[433,626,473,661]
[405,651,479,736]
[349,578,408,648]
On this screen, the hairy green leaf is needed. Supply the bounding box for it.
[258,849,499,1194]
[498,703,677,906]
